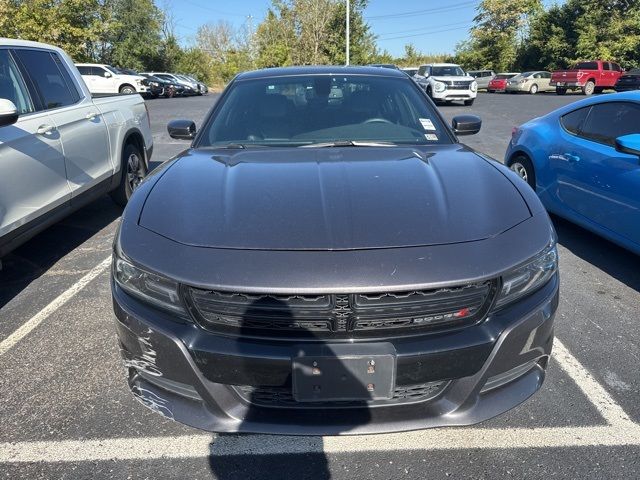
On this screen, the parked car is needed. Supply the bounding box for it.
[138,73,184,98]
[414,63,477,105]
[0,39,153,262]
[143,72,197,95]
[174,74,202,95]
[116,68,163,98]
[367,63,400,69]
[467,70,495,90]
[506,91,640,254]
[181,74,207,94]
[614,68,640,92]
[112,66,558,435]
[505,71,554,94]
[550,61,623,95]
[487,73,519,93]
[401,67,418,77]
[75,63,148,95]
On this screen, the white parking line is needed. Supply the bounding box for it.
[1,424,640,463]
[0,256,111,357]
[553,339,633,427]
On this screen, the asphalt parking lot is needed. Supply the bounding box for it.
[1,91,639,479]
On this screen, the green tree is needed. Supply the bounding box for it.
[456,0,542,71]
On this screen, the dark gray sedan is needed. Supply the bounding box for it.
[111,66,559,435]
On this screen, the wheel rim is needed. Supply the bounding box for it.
[123,87,134,94]
[126,153,143,192]
[531,85,538,94]
[585,82,594,95]
[511,162,528,182]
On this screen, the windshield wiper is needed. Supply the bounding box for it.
[300,140,397,148]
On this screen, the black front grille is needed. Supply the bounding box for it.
[233,381,449,408]
[186,281,496,339]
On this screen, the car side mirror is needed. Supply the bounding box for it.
[168,119,197,140]
[452,115,481,136]
[0,98,19,127]
[615,134,640,159]
[104,72,112,78]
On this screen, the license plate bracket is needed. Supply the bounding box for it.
[292,343,396,402]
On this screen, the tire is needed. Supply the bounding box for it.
[119,84,136,95]
[110,143,146,207]
[529,84,539,95]
[594,87,604,94]
[556,87,567,96]
[509,155,536,190]
[582,80,595,95]
[464,99,475,106]
[426,87,433,99]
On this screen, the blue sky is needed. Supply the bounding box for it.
[169,0,561,57]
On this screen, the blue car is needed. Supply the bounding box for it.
[505,91,640,254]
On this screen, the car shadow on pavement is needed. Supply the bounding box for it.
[207,297,374,479]
[0,196,121,309]
[552,214,640,292]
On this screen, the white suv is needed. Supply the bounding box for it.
[415,63,477,106]
[76,64,148,95]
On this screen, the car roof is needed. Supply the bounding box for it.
[420,63,461,67]
[236,66,408,81]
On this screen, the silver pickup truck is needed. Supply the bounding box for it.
[0,38,153,261]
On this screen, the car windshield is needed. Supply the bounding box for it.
[199,74,451,148]
[104,65,120,74]
[628,68,640,75]
[431,66,465,76]
[494,74,517,79]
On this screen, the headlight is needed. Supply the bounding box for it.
[113,254,187,316]
[470,81,477,92]
[494,242,558,308]
[434,81,446,92]
[136,79,143,86]
[150,81,159,87]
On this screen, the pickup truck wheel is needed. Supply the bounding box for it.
[529,84,539,94]
[509,156,536,190]
[582,80,595,95]
[110,143,146,207]
[556,87,567,95]
[119,84,136,95]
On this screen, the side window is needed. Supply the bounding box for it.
[0,49,35,115]
[560,107,591,135]
[95,67,108,77]
[603,63,611,71]
[76,66,89,75]
[580,102,640,146]
[543,72,551,79]
[14,49,80,110]
[612,63,621,72]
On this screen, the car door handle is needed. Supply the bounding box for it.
[563,153,581,163]
[85,112,98,120]
[36,124,55,135]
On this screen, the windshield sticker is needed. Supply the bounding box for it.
[424,133,438,141]
[419,118,436,131]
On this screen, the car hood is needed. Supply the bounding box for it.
[432,76,474,82]
[139,146,530,251]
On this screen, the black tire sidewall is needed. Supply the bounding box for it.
[110,143,145,207]
[510,156,536,189]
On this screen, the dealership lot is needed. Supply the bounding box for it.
[1,93,639,479]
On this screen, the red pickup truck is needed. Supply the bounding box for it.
[551,61,623,95]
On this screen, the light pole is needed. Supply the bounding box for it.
[346,0,350,65]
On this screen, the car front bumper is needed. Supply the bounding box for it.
[432,90,476,101]
[112,272,558,435]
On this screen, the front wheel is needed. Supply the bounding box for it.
[464,99,475,106]
[110,143,146,207]
[509,156,536,190]
[119,84,136,95]
[529,84,539,94]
